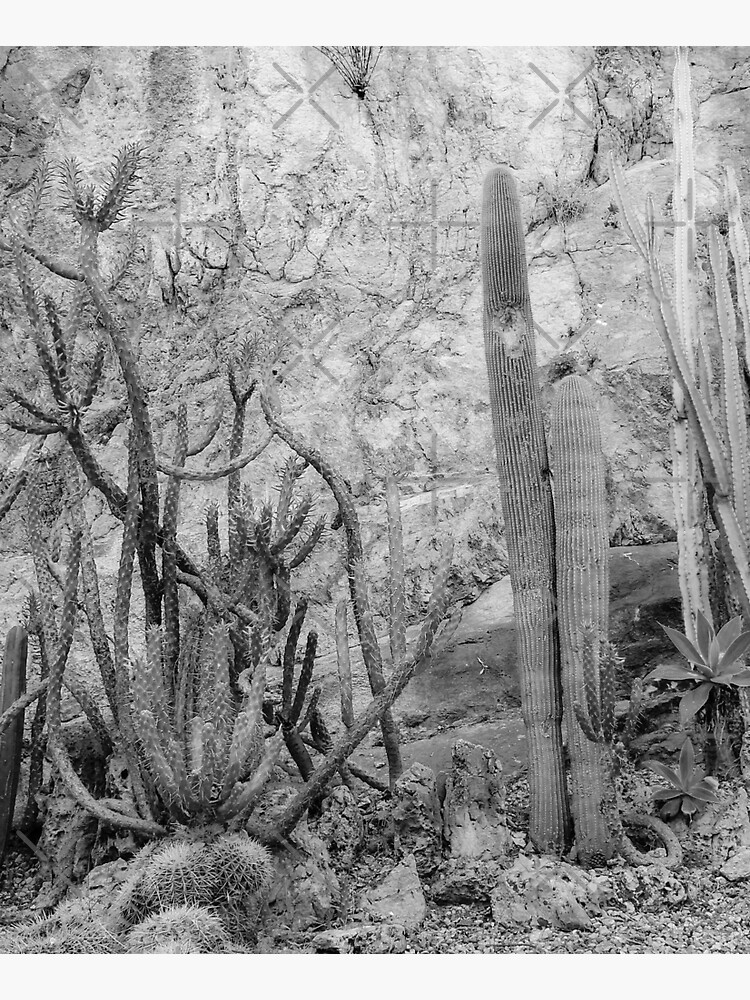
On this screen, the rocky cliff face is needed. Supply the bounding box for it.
[0,45,748,658]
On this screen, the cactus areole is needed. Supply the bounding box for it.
[480,167,572,853]
[0,627,28,862]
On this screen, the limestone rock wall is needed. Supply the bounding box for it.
[1,44,748,657]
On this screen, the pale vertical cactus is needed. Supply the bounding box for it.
[669,46,712,645]
[610,69,750,625]
[550,375,618,863]
[481,166,572,853]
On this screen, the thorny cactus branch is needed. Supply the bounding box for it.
[155,432,273,480]
[41,524,165,837]
[248,536,453,844]
[162,404,188,686]
[0,439,43,524]
[259,386,404,787]
[62,456,119,725]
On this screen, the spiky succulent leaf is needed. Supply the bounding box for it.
[717,631,750,669]
[660,624,706,667]
[646,759,682,787]
[678,737,695,786]
[678,682,712,724]
[96,144,142,231]
[646,662,705,683]
[715,615,744,650]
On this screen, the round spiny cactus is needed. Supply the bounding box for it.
[207,831,274,902]
[137,840,218,912]
[0,902,122,954]
[116,839,217,925]
[125,903,232,954]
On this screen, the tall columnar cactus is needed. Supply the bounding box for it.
[668,47,712,647]
[550,375,618,863]
[0,627,28,862]
[481,166,572,853]
[610,68,750,628]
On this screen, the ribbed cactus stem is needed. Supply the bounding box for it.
[481,166,572,853]
[671,46,710,647]
[386,474,407,668]
[0,627,28,862]
[551,375,618,864]
[335,600,354,728]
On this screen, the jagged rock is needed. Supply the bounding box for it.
[391,762,442,875]
[616,864,687,909]
[442,741,511,860]
[358,854,426,931]
[264,820,340,933]
[680,785,750,868]
[430,859,506,905]
[310,785,364,868]
[311,923,407,954]
[720,847,750,882]
[33,785,98,909]
[490,855,614,932]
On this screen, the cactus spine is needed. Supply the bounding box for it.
[480,166,572,853]
[0,627,28,862]
[550,375,618,863]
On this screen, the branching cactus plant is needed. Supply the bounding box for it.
[480,165,572,853]
[575,628,683,868]
[0,143,455,860]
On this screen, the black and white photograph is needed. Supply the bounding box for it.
[0,10,748,973]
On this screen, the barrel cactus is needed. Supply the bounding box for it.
[125,904,233,954]
[115,830,275,947]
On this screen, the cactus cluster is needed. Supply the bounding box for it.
[130,621,284,824]
[0,897,124,955]
[0,831,273,953]
[0,140,454,874]
[116,831,274,949]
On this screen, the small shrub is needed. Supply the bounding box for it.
[317,47,382,99]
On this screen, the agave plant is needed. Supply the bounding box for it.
[646,611,750,724]
[646,738,719,822]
